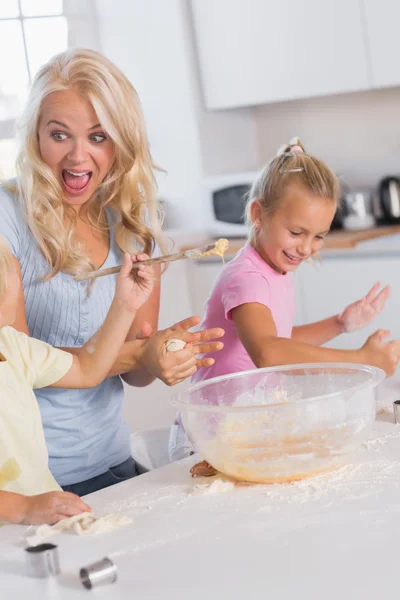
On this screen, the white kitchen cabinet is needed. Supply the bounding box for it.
[187,260,223,319]
[296,254,400,351]
[363,0,400,89]
[190,0,370,109]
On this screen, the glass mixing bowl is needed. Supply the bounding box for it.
[172,364,385,483]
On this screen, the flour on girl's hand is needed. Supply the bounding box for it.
[25,512,132,546]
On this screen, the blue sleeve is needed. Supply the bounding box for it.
[0,184,25,259]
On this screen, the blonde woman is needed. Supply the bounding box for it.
[0,49,223,496]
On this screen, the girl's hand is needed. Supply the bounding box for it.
[115,253,154,314]
[361,329,400,377]
[137,317,224,385]
[20,491,91,525]
[338,282,390,333]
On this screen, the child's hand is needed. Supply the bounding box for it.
[21,491,91,525]
[115,253,154,313]
[361,329,400,377]
[338,282,390,333]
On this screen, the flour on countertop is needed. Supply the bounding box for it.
[22,423,400,556]
[14,423,399,562]
[191,478,236,495]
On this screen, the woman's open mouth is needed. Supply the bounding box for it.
[62,170,92,195]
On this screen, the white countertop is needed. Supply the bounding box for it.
[2,416,400,599]
[321,231,400,257]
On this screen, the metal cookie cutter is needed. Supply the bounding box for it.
[394,400,400,424]
[80,557,117,590]
[25,543,60,578]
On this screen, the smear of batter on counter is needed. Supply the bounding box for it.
[25,512,132,546]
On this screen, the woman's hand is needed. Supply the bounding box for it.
[137,316,224,386]
[167,316,225,369]
[115,253,154,314]
[338,282,390,333]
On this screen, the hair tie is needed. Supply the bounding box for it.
[276,137,305,172]
[290,144,303,154]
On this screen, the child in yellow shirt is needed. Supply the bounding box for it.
[0,236,154,526]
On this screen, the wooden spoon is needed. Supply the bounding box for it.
[74,239,229,282]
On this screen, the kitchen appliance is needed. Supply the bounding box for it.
[342,189,376,230]
[203,171,258,238]
[172,363,384,484]
[378,176,400,223]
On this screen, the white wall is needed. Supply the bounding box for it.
[95,0,206,232]
[253,86,400,188]
[182,1,259,177]
[94,0,260,231]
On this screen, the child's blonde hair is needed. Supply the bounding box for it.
[9,48,167,278]
[0,237,14,304]
[246,138,340,241]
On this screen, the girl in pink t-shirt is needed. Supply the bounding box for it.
[169,138,400,461]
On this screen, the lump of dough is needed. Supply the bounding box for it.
[25,512,132,546]
[165,338,186,352]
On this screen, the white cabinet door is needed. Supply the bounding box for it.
[296,255,400,350]
[363,0,400,89]
[187,261,223,320]
[190,0,370,109]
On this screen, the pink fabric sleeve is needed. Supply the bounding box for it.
[221,271,272,321]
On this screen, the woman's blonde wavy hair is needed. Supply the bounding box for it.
[11,48,167,278]
[246,137,340,242]
[0,236,14,305]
